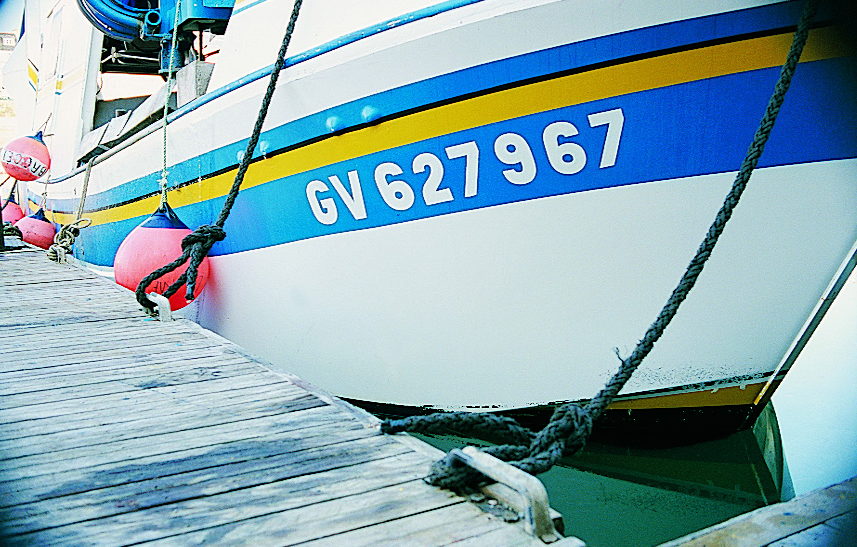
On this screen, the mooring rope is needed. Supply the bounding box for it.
[2,222,22,239]
[1,177,17,214]
[159,0,184,207]
[382,0,820,491]
[134,0,304,312]
[2,178,21,251]
[47,158,94,262]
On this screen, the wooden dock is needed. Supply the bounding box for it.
[0,247,575,546]
[659,476,856,547]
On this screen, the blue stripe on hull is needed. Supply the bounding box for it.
[71,55,857,267]
[45,0,818,197]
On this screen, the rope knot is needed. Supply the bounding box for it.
[523,404,592,473]
[47,218,92,263]
[181,224,226,250]
[387,405,593,491]
[3,222,23,241]
[133,0,305,312]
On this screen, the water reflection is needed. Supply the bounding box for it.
[414,403,792,547]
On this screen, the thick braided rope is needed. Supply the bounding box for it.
[211,1,304,230]
[135,0,304,311]
[49,158,94,262]
[2,223,22,237]
[47,218,93,262]
[383,0,819,491]
[1,177,17,213]
[382,412,536,446]
[584,0,818,424]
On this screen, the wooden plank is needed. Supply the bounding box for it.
[0,392,325,457]
[0,374,299,423]
[0,278,143,325]
[0,345,244,383]
[0,289,131,304]
[0,268,97,282]
[0,382,304,440]
[297,502,512,547]
[0,330,212,366]
[2,388,320,445]
[0,251,548,546]
[85,479,468,547]
[0,378,301,429]
[767,509,856,546]
[0,310,143,328]
[0,322,203,354]
[824,509,857,533]
[0,322,206,354]
[1,436,416,536]
[766,520,850,547]
[2,415,370,492]
[0,290,133,304]
[0,316,173,338]
[0,300,135,314]
[0,353,249,394]
[0,359,263,408]
[0,321,211,358]
[658,476,857,547]
[1,422,383,508]
[0,321,219,352]
[0,405,361,476]
[0,281,124,297]
[0,348,256,388]
[0,338,232,373]
[0,283,135,302]
[443,526,546,547]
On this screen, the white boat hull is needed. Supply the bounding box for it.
[195,159,857,410]
[12,0,857,427]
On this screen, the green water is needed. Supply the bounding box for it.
[411,405,791,547]
[406,270,857,546]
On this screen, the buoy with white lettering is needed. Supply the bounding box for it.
[1,196,25,223]
[114,202,210,311]
[1,131,51,181]
[14,208,56,249]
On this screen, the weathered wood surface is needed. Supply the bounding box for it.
[0,248,553,546]
[659,476,856,547]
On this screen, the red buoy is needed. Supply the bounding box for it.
[1,131,51,181]
[113,202,210,311]
[15,208,56,249]
[1,197,25,223]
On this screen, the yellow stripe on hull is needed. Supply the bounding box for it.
[51,27,848,228]
[607,380,782,410]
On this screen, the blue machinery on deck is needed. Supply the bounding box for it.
[76,0,233,71]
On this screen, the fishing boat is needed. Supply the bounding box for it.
[3,0,855,439]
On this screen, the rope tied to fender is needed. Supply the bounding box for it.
[135,0,304,312]
[382,0,819,491]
